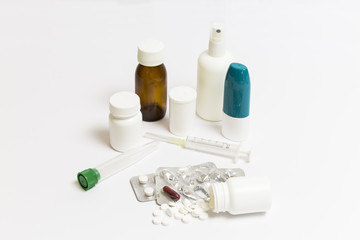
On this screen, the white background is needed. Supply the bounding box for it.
[1,0,359,239]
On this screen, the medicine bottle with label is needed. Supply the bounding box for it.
[109,91,142,152]
[209,176,272,215]
[135,39,167,122]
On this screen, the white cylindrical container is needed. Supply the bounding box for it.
[109,91,143,152]
[222,115,250,142]
[196,23,233,121]
[209,176,272,215]
[169,86,197,136]
[222,63,251,142]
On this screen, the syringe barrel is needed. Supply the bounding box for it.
[184,136,249,162]
[96,141,159,181]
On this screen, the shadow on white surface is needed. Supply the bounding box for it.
[208,210,267,220]
[92,128,110,148]
[72,180,84,191]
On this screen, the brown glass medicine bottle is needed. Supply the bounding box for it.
[135,40,167,122]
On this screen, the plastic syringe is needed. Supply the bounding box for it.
[77,141,159,190]
[145,132,250,162]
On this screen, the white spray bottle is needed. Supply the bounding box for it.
[196,23,233,121]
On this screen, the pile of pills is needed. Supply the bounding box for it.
[151,198,210,226]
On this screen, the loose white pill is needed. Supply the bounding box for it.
[184,205,193,213]
[182,214,192,224]
[165,208,173,217]
[160,203,169,210]
[138,175,148,184]
[198,201,210,211]
[168,201,177,207]
[144,187,154,197]
[161,217,171,226]
[199,213,209,221]
[192,208,204,217]
[152,216,162,225]
[182,198,191,207]
[171,207,179,214]
[176,202,184,209]
[152,209,164,217]
[174,211,184,220]
[179,207,188,215]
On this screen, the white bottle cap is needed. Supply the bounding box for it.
[137,39,165,67]
[109,91,140,118]
[169,86,197,136]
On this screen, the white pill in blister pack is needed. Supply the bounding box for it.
[144,187,154,197]
[130,173,157,202]
[138,175,148,184]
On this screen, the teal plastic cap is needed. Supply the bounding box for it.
[223,63,250,118]
[77,168,100,191]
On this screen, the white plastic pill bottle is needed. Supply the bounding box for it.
[209,176,272,215]
[109,91,143,152]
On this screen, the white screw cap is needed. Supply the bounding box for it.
[109,92,140,118]
[137,39,165,67]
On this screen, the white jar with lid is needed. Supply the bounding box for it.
[109,91,143,152]
[209,176,272,215]
[169,86,197,136]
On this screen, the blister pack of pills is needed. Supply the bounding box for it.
[155,162,245,204]
[130,162,244,204]
[130,173,157,202]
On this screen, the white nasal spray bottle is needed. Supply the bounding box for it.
[196,23,233,121]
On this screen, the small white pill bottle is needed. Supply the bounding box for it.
[209,176,272,215]
[109,91,143,152]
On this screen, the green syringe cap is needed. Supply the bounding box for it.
[77,168,100,191]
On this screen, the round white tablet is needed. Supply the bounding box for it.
[161,217,171,226]
[144,187,154,197]
[165,208,173,217]
[181,214,192,224]
[182,198,191,207]
[174,211,184,220]
[152,216,162,225]
[160,203,169,210]
[138,175,148,184]
[179,207,188,215]
[152,209,163,217]
[199,212,209,221]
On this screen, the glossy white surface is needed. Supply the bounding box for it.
[0,0,359,239]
